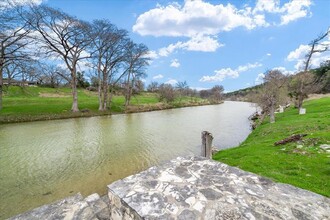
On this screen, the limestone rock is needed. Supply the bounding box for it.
[84,193,110,220]
[107,156,330,220]
[9,193,97,220]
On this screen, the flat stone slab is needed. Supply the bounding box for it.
[108,156,330,220]
[9,193,98,220]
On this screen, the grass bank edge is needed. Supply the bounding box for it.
[0,86,221,124]
[213,97,330,197]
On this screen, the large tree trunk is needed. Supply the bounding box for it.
[98,82,103,111]
[0,52,4,111]
[125,71,131,108]
[71,70,79,112]
[101,70,109,110]
[270,103,275,123]
[0,66,3,111]
[97,69,103,111]
[297,94,304,109]
[108,89,114,112]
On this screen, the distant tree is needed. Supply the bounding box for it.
[37,63,64,88]
[0,2,31,110]
[199,89,211,99]
[123,42,149,108]
[90,76,99,88]
[257,70,288,123]
[288,72,316,108]
[290,28,329,110]
[77,71,90,88]
[176,81,189,103]
[133,79,145,94]
[147,81,159,92]
[187,88,199,102]
[158,83,176,103]
[210,85,224,102]
[89,19,129,111]
[313,60,330,93]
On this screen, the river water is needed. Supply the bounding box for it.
[0,101,255,219]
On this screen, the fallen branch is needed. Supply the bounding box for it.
[274,134,307,146]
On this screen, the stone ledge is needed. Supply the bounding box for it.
[107,156,330,220]
[9,193,102,220]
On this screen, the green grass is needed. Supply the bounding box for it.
[0,86,208,123]
[213,97,330,197]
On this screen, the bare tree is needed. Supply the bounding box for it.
[89,20,128,111]
[291,28,330,110]
[147,81,159,92]
[133,79,145,94]
[210,85,224,103]
[176,81,189,103]
[313,60,330,93]
[123,42,149,108]
[0,3,31,110]
[158,83,176,103]
[37,63,64,87]
[28,6,92,112]
[257,70,287,123]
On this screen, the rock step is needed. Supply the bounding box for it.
[84,193,110,220]
[8,193,96,220]
[9,193,111,220]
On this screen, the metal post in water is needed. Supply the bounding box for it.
[201,131,213,159]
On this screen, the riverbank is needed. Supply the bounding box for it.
[0,86,219,124]
[213,97,330,197]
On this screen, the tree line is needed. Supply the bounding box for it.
[0,1,149,112]
[146,81,224,103]
[251,29,329,124]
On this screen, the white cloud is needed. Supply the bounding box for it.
[280,0,312,25]
[133,0,268,38]
[191,87,210,91]
[267,53,271,56]
[200,62,262,82]
[199,68,238,82]
[158,35,223,57]
[133,0,310,39]
[273,66,295,75]
[253,0,312,25]
[133,0,312,59]
[255,73,265,85]
[170,59,180,68]
[287,39,330,70]
[165,79,178,85]
[287,44,310,61]
[153,74,164,79]
[0,0,43,9]
[237,62,262,72]
[144,50,159,59]
[254,0,281,14]
[182,34,223,52]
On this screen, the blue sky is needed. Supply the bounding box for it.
[36,0,330,91]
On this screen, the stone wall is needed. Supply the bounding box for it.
[107,156,330,220]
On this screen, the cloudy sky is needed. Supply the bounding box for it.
[37,0,330,91]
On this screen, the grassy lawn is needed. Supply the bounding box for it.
[213,97,330,197]
[0,86,207,123]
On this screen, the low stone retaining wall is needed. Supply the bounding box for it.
[9,156,330,219]
[107,156,330,220]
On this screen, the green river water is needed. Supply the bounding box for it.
[0,101,255,219]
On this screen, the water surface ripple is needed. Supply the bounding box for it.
[0,101,255,219]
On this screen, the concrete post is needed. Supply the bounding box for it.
[299,108,306,115]
[201,131,213,159]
